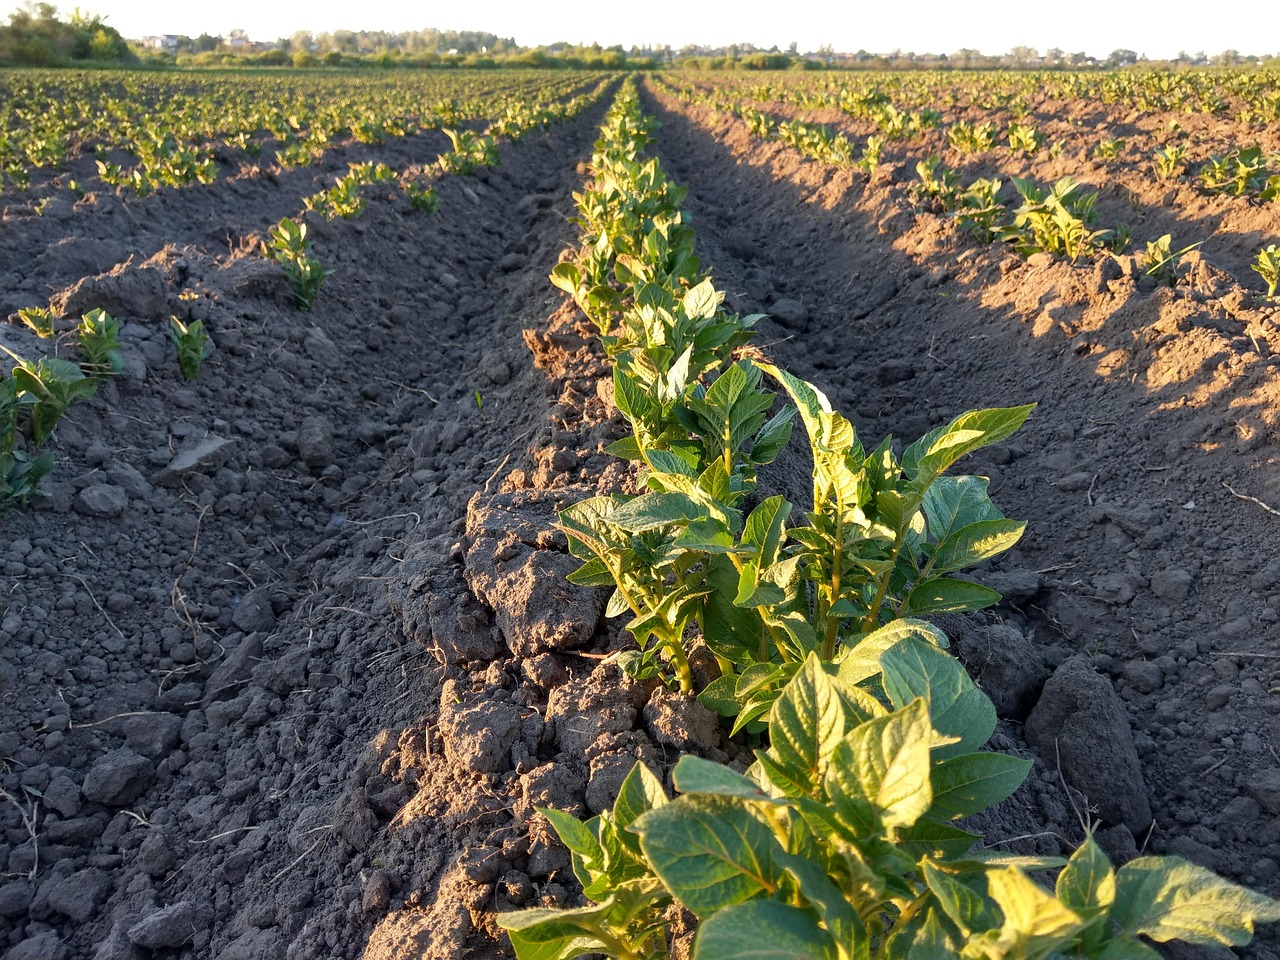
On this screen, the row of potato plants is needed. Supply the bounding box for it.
[0,307,208,515]
[263,80,611,310]
[683,74,1280,215]
[0,69,599,194]
[688,69,1280,132]
[660,79,1279,295]
[496,80,1280,959]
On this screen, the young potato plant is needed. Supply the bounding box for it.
[77,308,124,377]
[0,377,54,514]
[169,317,211,381]
[910,157,962,212]
[1140,235,1202,287]
[1000,177,1111,262]
[1093,137,1125,161]
[1253,244,1280,300]
[1,349,100,445]
[1152,143,1189,182]
[953,178,1005,243]
[405,181,440,213]
[262,218,332,310]
[17,306,56,340]
[438,128,500,175]
[1198,146,1270,198]
[500,650,1280,960]
[947,120,998,154]
[1005,122,1042,155]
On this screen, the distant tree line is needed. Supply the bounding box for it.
[0,2,134,65]
[2,6,1275,71]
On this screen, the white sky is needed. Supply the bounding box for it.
[63,0,1273,60]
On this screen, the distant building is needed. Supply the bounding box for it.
[139,35,180,52]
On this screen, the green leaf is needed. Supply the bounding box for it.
[698,675,743,717]
[742,496,790,559]
[682,278,723,319]
[610,491,704,532]
[633,795,786,916]
[825,698,933,831]
[1057,834,1116,912]
[751,408,795,465]
[566,557,616,588]
[922,859,994,936]
[908,908,959,960]
[1112,856,1280,945]
[613,762,668,834]
[497,901,615,960]
[837,619,948,686]
[764,653,853,796]
[904,405,1035,482]
[900,577,1001,616]
[693,900,837,960]
[985,866,1085,955]
[673,755,776,803]
[921,474,1000,540]
[880,636,995,758]
[541,807,602,862]
[897,820,981,860]
[930,519,1026,575]
[603,435,643,461]
[929,752,1031,820]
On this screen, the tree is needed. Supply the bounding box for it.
[1106,48,1138,67]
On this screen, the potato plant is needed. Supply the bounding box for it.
[169,317,211,381]
[262,218,331,311]
[504,79,1280,960]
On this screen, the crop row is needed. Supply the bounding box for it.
[1,78,611,514]
[0,69,601,193]
[658,78,1280,295]
[684,68,1280,127]
[0,307,208,514]
[494,81,1280,959]
[263,78,610,310]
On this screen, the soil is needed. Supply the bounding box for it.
[1,72,1278,960]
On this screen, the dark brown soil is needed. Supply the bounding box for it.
[1,72,1277,960]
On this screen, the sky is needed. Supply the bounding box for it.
[54,0,1274,61]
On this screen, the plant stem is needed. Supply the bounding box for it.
[859,534,905,636]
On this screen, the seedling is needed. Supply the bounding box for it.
[948,119,997,153]
[1253,244,1280,299]
[1141,235,1203,287]
[1,349,99,444]
[405,181,439,213]
[169,317,211,381]
[262,218,332,310]
[1094,137,1126,160]
[1001,176,1110,261]
[77,308,123,377]
[954,177,1004,242]
[1,448,54,515]
[1153,143,1189,182]
[17,307,55,340]
[1006,121,1042,155]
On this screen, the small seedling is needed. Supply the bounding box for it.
[17,306,56,339]
[262,218,332,310]
[169,317,211,381]
[1142,235,1203,287]
[1253,244,1280,299]
[77,308,123,377]
[406,181,439,213]
[1,349,99,444]
[1095,137,1126,160]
